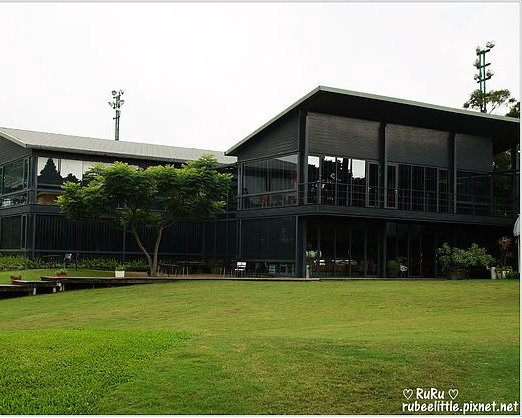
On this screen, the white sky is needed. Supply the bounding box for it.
[0,2,519,152]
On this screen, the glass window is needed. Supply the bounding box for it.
[351,159,366,207]
[321,156,336,205]
[336,158,350,206]
[0,192,27,209]
[386,165,398,208]
[425,167,437,212]
[307,156,320,204]
[412,166,425,211]
[368,163,379,207]
[37,157,62,186]
[61,159,83,183]
[438,169,449,213]
[241,155,298,209]
[2,160,27,194]
[398,165,411,210]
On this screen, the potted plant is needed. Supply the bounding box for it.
[386,260,399,278]
[496,236,512,280]
[10,274,22,283]
[115,264,126,278]
[56,269,67,278]
[436,243,494,280]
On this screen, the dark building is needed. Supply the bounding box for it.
[0,86,519,277]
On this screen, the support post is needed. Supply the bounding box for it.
[450,132,457,214]
[379,122,387,208]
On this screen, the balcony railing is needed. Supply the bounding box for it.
[238,182,516,217]
[298,182,515,217]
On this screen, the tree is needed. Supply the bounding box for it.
[57,156,232,276]
[463,88,520,116]
[505,100,520,118]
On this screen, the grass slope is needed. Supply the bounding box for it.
[0,279,518,414]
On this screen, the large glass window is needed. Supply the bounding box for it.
[307,156,320,204]
[457,171,492,215]
[37,157,102,188]
[425,168,437,212]
[0,192,28,209]
[61,159,83,183]
[398,165,411,210]
[241,154,298,209]
[411,166,425,211]
[37,157,63,186]
[368,163,379,207]
[351,159,366,207]
[386,165,398,208]
[321,156,336,205]
[2,159,28,194]
[438,169,449,213]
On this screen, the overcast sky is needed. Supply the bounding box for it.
[0,2,519,152]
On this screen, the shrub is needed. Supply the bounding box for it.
[505,271,519,280]
[386,260,399,277]
[436,243,495,276]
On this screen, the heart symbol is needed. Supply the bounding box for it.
[403,389,413,400]
[449,389,459,400]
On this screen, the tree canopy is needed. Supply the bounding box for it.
[463,88,520,117]
[57,156,232,276]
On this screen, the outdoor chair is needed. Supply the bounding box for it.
[234,261,247,278]
[399,263,408,278]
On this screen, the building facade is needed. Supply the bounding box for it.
[0,87,519,277]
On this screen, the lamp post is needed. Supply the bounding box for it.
[108,90,125,141]
[473,41,495,113]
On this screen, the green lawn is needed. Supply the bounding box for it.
[0,278,518,414]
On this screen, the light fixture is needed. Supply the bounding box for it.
[486,40,495,49]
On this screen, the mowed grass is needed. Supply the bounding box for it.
[0,279,518,414]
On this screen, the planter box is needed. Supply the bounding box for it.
[115,271,125,278]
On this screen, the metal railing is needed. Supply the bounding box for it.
[292,182,515,217]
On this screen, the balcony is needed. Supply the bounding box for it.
[298,181,517,218]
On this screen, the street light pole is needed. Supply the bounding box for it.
[108,90,125,141]
[473,41,495,113]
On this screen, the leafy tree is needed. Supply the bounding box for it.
[463,89,519,115]
[505,100,520,118]
[57,156,231,276]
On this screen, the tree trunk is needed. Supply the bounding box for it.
[130,226,154,276]
[151,226,165,277]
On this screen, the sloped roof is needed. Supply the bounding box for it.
[0,127,236,165]
[226,86,520,155]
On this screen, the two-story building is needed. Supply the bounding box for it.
[225,86,519,277]
[0,86,519,277]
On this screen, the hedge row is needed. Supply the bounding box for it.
[0,255,149,272]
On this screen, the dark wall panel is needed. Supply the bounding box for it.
[35,215,123,252]
[241,216,295,261]
[387,124,450,167]
[125,222,203,256]
[455,133,493,172]
[0,136,31,165]
[307,112,380,159]
[237,112,299,161]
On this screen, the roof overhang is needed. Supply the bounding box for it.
[226,86,520,155]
